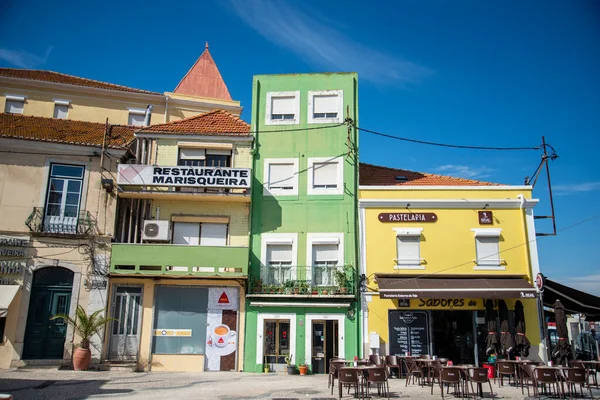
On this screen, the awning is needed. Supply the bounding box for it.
[376,275,537,300]
[0,285,20,317]
[541,277,600,318]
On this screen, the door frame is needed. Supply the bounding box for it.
[256,313,296,365]
[305,313,345,364]
[107,284,144,360]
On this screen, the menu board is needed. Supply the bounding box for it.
[388,310,430,356]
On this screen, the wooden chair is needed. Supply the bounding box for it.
[496,361,517,386]
[466,368,494,400]
[329,360,347,395]
[570,360,598,386]
[532,367,562,399]
[520,363,536,397]
[564,368,593,400]
[366,367,390,399]
[338,368,363,399]
[403,357,425,387]
[434,367,465,399]
[385,355,401,378]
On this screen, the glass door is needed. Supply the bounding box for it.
[311,320,339,374]
[44,164,84,234]
[263,319,290,364]
[109,286,142,360]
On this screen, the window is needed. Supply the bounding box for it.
[177,148,231,167]
[263,319,291,364]
[307,233,344,286]
[308,90,343,124]
[394,228,424,269]
[308,157,343,195]
[264,158,299,196]
[44,164,85,234]
[265,91,300,125]
[261,234,297,285]
[472,228,503,269]
[4,95,25,114]
[128,113,145,126]
[53,100,70,119]
[172,222,227,246]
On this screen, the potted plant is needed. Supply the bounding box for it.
[334,269,348,294]
[264,356,270,373]
[284,354,296,375]
[292,281,300,295]
[253,278,263,294]
[298,363,309,375]
[321,287,329,296]
[51,305,116,371]
[284,280,294,294]
[311,286,319,295]
[299,282,309,294]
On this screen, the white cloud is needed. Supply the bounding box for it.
[561,274,600,296]
[434,164,495,179]
[0,46,53,69]
[553,182,600,195]
[226,0,432,87]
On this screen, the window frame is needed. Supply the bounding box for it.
[306,232,344,287]
[265,91,300,126]
[471,228,504,270]
[43,163,85,233]
[307,90,343,124]
[393,228,424,270]
[307,156,344,195]
[4,94,25,114]
[263,158,299,196]
[261,233,298,285]
[171,221,228,246]
[53,99,70,119]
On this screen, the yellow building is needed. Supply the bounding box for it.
[358,163,545,364]
[108,110,252,372]
[0,114,133,368]
[0,43,241,126]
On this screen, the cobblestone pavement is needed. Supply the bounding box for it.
[0,368,599,400]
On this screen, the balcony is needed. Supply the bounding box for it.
[247,265,356,298]
[25,207,95,236]
[109,243,249,277]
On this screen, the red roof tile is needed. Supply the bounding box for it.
[0,113,134,150]
[173,43,233,100]
[0,68,161,96]
[136,110,250,136]
[359,163,502,186]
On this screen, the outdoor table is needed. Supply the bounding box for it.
[455,365,479,396]
[395,355,417,378]
[414,359,438,385]
[577,360,600,387]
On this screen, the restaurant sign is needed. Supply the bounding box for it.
[118,164,251,189]
[0,235,30,285]
[378,213,437,223]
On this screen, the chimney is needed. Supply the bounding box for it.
[144,105,154,126]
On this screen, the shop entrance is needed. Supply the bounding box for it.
[108,286,142,360]
[264,319,291,366]
[431,310,476,365]
[311,320,338,374]
[23,267,74,359]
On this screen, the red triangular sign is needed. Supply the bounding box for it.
[218,292,230,304]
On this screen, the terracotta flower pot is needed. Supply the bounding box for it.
[299,365,308,375]
[73,348,91,371]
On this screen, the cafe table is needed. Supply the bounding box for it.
[414,359,439,385]
[577,360,600,387]
[338,365,384,399]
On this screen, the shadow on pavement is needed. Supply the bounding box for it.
[0,378,133,399]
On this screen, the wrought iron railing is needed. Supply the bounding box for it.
[25,207,96,236]
[249,265,356,296]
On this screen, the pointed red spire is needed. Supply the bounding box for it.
[173,44,232,101]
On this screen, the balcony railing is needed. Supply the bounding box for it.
[110,243,249,277]
[248,265,356,297]
[25,207,95,236]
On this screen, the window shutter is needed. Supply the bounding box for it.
[313,244,339,263]
[200,223,227,246]
[179,148,206,160]
[267,244,292,263]
[476,237,499,264]
[396,236,420,260]
[206,149,231,156]
[5,100,24,114]
[172,222,200,245]
[54,105,68,119]
[313,95,338,114]
[313,162,338,187]
[269,163,294,189]
[128,113,145,127]
[271,96,295,115]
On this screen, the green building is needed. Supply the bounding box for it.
[244,73,360,373]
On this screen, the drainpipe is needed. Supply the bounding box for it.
[144,105,154,127]
[164,96,169,123]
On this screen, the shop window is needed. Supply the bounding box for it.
[308,157,343,195]
[308,90,343,124]
[152,286,208,355]
[4,95,25,114]
[394,228,424,269]
[264,158,299,196]
[265,91,300,125]
[264,319,290,364]
[44,163,85,234]
[172,222,227,246]
[471,228,503,269]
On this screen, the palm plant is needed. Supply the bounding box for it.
[51,305,116,349]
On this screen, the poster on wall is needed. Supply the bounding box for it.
[205,287,239,371]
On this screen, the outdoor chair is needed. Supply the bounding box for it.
[428,360,444,386]
[532,367,562,399]
[404,358,425,387]
[357,359,370,366]
[338,368,364,399]
[466,368,494,400]
[571,360,598,386]
[564,368,593,400]
[520,363,537,397]
[496,360,517,386]
[435,367,465,399]
[385,355,401,378]
[329,360,347,395]
[369,354,384,366]
[421,354,432,360]
[366,367,390,399]
[438,358,449,365]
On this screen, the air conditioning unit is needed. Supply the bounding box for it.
[142,220,170,241]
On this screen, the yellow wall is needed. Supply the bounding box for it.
[107,277,246,372]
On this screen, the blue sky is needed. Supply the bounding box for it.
[1,0,599,293]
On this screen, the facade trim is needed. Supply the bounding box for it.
[359,198,539,209]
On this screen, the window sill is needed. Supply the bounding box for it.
[265,119,299,126]
[473,265,506,271]
[393,265,425,270]
[307,118,342,125]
